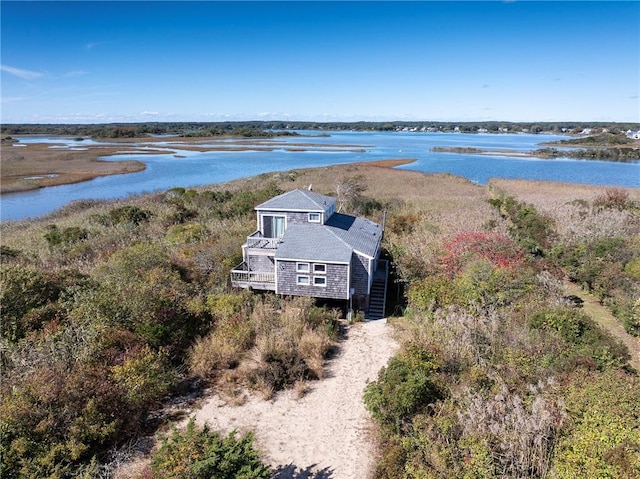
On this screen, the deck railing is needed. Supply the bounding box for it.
[246,231,280,249]
[230,262,276,290]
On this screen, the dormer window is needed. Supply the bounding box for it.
[308,213,321,223]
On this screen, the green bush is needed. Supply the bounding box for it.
[408,275,457,313]
[553,371,640,479]
[489,196,555,256]
[529,306,629,370]
[0,265,59,342]
[150,418,271,479]
[166,223,207,244]
[111,346,174,410]
[364,348,443,434]
[44,225,88,246]
[108,205,151,225]
[0,245,20,259]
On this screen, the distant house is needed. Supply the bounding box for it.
[230,189,388,317]
[626,130,640,140]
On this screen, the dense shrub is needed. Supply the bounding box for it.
[552,371,640,479]
[440,231,524,277]
[108,205,152,225]
[530,306,630,370]
[165,223,208,244]
[43,224,88,246]
[150,418,271,479]
[0,364,125,479]
[247,297,339,398]
[388,213,420,235]
[489,196,555,256]
[364,348,443,434]
[0,245,20,259]
[0,265,60,342]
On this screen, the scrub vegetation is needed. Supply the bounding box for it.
[1,162,638,478]
[365,178,639,479]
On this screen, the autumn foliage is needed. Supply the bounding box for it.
[439,231,525,277]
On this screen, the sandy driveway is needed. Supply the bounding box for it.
[187,319,398,479]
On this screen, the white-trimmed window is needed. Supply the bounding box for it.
[297,275,310,285]
[296,262,310,273]
[313,263,326,274]
[308,212,321,223]
[313,276,326,286]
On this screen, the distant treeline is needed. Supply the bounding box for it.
[2,121,639,138]
[0,123,301,139]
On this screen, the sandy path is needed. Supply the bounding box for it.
[187,319,398,478]
[564,280,640,371]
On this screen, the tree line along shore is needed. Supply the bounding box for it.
[1,162,638,478]
[2,120,639,137]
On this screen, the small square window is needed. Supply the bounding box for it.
[296,263,310,273]
[308,213,321,223]
[313,277,326,286]
[313,264,326,274]
[297,275,310,285]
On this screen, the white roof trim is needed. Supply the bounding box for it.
[276,257,350,265]
[256,207,326,213]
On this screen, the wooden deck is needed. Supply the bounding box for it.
[230,262,276,291]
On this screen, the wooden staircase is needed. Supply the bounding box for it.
[367,260,388,319]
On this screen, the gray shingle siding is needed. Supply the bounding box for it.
[259,210,316,228]
[277,260,348,299]
[351,253,370,296]
[247,253,274,272]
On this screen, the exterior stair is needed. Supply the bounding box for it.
[367,260,388,319]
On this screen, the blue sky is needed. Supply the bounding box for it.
[1,1,639,124]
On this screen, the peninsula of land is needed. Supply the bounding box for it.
[0,135,368,194]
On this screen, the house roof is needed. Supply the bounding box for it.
[325,213,382,258]
[256,189,336,212]
[275,212,382,263]
[275,224,353,263]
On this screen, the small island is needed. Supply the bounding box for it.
[431,132,640,163]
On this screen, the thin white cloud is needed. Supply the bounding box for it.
[63,70,89,78]
[85,41,112,51]
[141,111,159,116]
[1,64,44,80]
[1,96,24,104]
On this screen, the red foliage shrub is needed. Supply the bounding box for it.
[439,232,525,277]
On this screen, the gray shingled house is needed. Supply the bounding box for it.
[230,189,388,317]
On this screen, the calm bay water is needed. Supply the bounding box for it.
[1,131,638,221]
